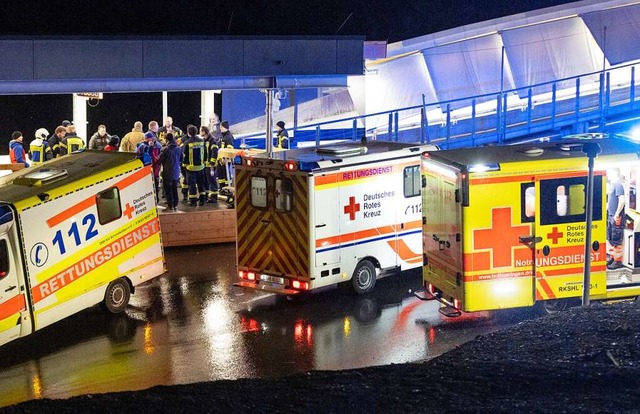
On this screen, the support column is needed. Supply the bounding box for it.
[200,90,219,128]
[162,91,168,123]
[72,93,88,143]
[265,89,274,156]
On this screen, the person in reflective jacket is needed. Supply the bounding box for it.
[182,125,207,206]
[30,128,53,165]
[60,125,85,155]
[275,121,290,149]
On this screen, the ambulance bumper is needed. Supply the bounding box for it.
[234,281,300,295]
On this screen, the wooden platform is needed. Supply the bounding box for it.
[158,203,236,247]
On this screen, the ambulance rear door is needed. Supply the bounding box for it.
[422,159,463,297]
[238,170,274,271]
[269,170,310,279]
[534,173,607,301]
[0,204,31,346]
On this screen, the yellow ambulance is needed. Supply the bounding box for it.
[420,135,640,316]
[0,151,164,346]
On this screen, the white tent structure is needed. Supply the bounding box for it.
[236,0,640,147]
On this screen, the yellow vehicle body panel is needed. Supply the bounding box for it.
[422,137,640,314]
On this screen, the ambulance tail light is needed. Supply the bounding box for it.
[246,159,253,166]
[461,171,470,207]
[453,298,462,310]
[291,280,309,291]
[284,161,297,171]
[239,270,257,281]
[427,283,436,295]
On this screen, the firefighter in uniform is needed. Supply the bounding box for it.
[49,125,67,158]
[182,125,207,206]
[275,121,290,149]
[217,121,234,189]
[30,128,54,165]
[59,124,85,155]
[158,116,183,147]
[200,126,219,203]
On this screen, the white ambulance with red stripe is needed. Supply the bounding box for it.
[0,151,164,347]
[235,141,436,295]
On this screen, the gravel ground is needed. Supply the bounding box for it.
[3,300,640,413]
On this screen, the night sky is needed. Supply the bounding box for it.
[0,0,577,151]
[0,0,577,42]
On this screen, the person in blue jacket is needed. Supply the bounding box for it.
[159,133,183,212]
[9,131,29,167]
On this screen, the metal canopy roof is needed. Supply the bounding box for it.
[0,36,364,94]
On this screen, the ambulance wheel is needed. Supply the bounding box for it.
[352,260,376,295]
[103,278,131,314]
[535,299,568,316]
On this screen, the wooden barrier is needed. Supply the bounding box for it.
[158,208,236,247]
[0,163,25,172]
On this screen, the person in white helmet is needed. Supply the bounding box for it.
[30,128,53,165]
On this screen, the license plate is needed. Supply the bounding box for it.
[261,275,285,285]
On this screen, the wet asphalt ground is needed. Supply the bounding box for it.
[0,244,513,408]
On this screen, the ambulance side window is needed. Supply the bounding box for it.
[251,176,268,209]
[539,177,602,225]
[0,239,8,279]
[96,187,122,225]
[274,177,293,212]
[520,183,535,222]
[404,166,421,197]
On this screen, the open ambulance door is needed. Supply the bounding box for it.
[533,174,607,306]
[421,160,463,300]
[0,205,31,346]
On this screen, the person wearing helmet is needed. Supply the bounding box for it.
[30,128,53,165]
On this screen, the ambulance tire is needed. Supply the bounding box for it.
[102,278,131,314]
[535,298,568,316]
[352,260,376,295]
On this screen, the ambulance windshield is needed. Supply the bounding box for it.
[0,205,13,226]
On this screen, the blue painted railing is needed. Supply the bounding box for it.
[240,61,640,150]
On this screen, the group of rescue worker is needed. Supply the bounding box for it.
[8,115,292,210]
[138,116,237,209]
[9,120,86,167]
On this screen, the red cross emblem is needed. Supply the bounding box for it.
[343,196,360,221]
[123,203,135,220]
[473,207,530,268]
[547,227,563,244]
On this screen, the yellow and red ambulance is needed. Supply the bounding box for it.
[0,151,164,346]
[235,141,437,295]
[420,135,640,316]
